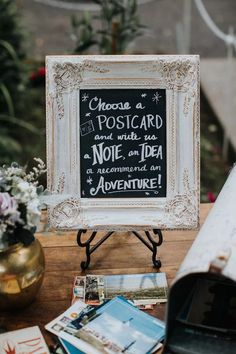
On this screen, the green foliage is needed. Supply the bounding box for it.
[71,12,97,53]
[200,93,230,202]
[0,0,45,167]
[0,0,28,165]
[0,0,26,111]
[71,0,146,54]
[0,113,40,165]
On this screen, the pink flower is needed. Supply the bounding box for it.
[29,67,46,85]
[207,192,216,203]
[0,192,18,215]
[38,66,46,77]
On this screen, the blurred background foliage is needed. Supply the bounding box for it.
[71,0,146,54]
[0,0,45,166]
[0,0,232,200]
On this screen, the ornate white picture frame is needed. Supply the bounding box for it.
[46,55,200,230]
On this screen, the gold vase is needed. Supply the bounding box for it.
[0,238,45,310]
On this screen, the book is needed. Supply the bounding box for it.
[0,326,50,354]
[46,296,165,354]
[72,272,168,307]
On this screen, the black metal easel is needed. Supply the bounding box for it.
[77,229,163,270]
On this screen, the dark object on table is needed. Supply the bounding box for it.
[163,273,236,354]
[164,168,236,354]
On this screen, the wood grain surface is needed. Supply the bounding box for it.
[0,203,212,352]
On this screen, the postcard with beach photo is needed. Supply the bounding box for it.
[72,272,168,307]
[103,272,168,305]
[54,296,165,354]
[59,337,163,354]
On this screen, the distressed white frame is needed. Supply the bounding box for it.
[46,55,200,230]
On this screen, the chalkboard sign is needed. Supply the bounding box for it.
[80,88,166,198]
[46,55,200,230]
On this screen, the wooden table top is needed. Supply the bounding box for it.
[0,203,213,351]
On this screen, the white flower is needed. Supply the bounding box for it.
[19,181,31,191]
[24,158,46,184]
[5,166,24,177]
[27,198,40,213]
[12,180,38,204]
[0,159,46,247]
[27,198,41,228]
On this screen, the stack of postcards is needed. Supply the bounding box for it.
[71,272,168,310]
[46,296,165,354]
